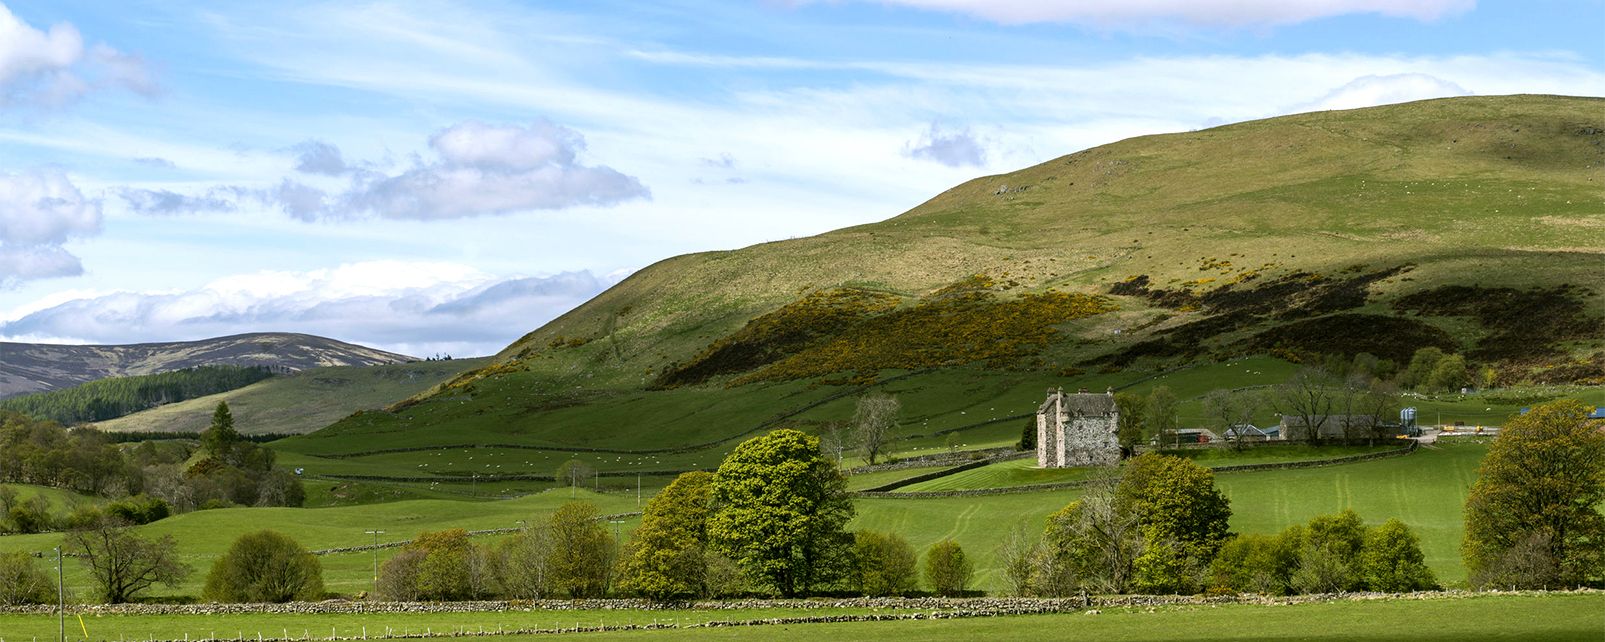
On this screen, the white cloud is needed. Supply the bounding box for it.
[0,169,101,286]
[1297,73,1472,112]
[823,0,1474,27]
[0,261,623,356]
[117,120,651,222]
[0,3,154,107]
[290,139,349,176]
[905,123,986,167]
[339,120,650,220]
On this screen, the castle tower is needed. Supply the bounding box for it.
[1035,387,1120,468]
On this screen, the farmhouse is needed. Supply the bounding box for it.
[1036,387,1120,468]
[1279,414,1384,441]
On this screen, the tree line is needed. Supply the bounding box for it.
[0,402,303,535]
[0,365,275,425]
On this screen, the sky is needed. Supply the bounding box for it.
[1,1,1602,358]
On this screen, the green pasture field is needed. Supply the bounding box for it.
[586,593,1605,642]
[893,444,1402,493]
[0,489,646,599]
[3,593,1594,641]
[0,484,104,517]
[843,465,954,491]
[268,357,1534,487]
[852,441,1489,591]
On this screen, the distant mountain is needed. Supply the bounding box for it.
[0,333,415,399]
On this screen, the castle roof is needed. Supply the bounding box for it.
[1039,389,1117,416]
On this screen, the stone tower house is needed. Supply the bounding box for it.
[1036,387,1120,468]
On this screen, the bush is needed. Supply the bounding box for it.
[853,531,917,597]
[106,494,171,525]
[1360,519,1438,592]
[7,496,52,534]
[202,530,323,603]
[0,552,53,605]
[1212,511,1435,595]
[377,529,491,601]
[923,539,973,597]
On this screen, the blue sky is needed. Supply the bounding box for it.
[1,0,1602,357]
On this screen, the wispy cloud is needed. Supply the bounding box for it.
[801,0,1476,28]
[0,261,624,356]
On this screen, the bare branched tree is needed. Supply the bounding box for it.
[1270,367,1339,443]
[1202,389,1260,452]
[65,516,190,604]
[853,393,900,465]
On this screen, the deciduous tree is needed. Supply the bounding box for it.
[923,539,973,597]
[1464,399,1605,588]
[619,471,715,600]
[853,393,900,465]
[0,551,53,605]
[709,429,854,597]
[66,516,190,603]
[202,530,324,603]
[546,502,615,598]
[853,530,916,596]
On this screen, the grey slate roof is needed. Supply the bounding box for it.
[1039,389,1117,416]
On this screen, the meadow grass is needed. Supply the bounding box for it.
[851,441,1489,591]
[0,490,647,599]
[5,594,1597,641]
[582,593,1605,642]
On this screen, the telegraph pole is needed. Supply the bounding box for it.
[56,546,64,642]
[363,530,385,596]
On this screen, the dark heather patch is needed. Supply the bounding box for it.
[1242,313,1458,363]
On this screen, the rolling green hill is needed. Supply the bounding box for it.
[276,95,1604,479]
[93,358,489,435]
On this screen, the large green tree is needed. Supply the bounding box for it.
[546,502,615,598]
[619,471,715,600]
[203,530,324,603]
[1464,399,1605,588]
[709,429,854,597]
[1116,453,1232,593]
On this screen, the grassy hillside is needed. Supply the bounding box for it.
[94,358,489,435]
[279,95,1602,477]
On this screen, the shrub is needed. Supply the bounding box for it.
[853,531,917,597]
[203,530,323,603]
[0,552,53,605]
[1360,519,1438,592]
[7,496,51,534]
[923,539,973,597]
[378,529,490,601]
[106,494,171,525]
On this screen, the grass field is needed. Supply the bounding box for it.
[585,593,1605,642]
[852,440,1489,590]
[0,489,647,599]
[0,441,1489,599]
[892,444,1402,492]
[92,358,490,435]
[0,483,104,519]
[1,593,1597,641]
[268,357,1538,488]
